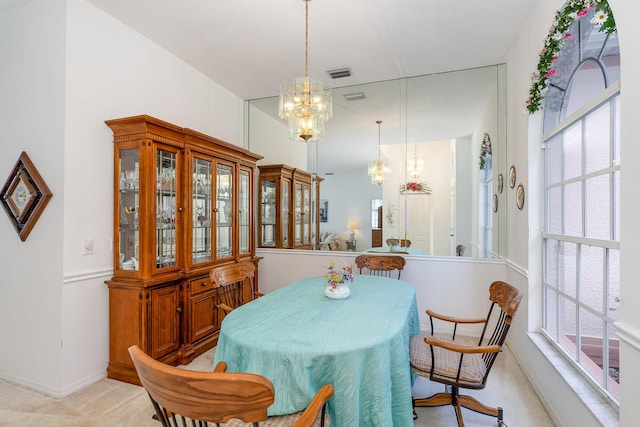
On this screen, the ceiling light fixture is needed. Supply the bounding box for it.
[368,120,390,186]
[408,142,424,180]
[278,0,332,142]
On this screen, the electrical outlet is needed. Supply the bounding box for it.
[83,239,94,255]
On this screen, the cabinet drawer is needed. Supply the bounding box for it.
[190,277,213,296]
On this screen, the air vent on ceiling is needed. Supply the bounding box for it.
[327,67,352,79]
[343,92,366,102]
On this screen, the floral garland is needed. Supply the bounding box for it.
[479,133,492,170]
[525,0,616,114]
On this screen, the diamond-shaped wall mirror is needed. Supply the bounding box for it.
[1,152,52,241]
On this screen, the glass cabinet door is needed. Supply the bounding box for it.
[282,179,290,247]
[118,148,139,271]
[294,182,303,245]
[192,157,212,264]
[238,168,251,255]
[261,179,276,246]
[303,184,311,244]
[156,149,178,269]
[216,162,233,260]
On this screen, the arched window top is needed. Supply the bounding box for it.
[543,6,619,132]
[526,0,618,131]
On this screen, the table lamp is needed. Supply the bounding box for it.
[347,220,358,240]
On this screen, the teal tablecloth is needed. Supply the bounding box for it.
[365,246,427,255]
[213,275,420,427]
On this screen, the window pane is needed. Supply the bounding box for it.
[614,96,620,166]
[608,249,621,322]
[564,61,606,118]
[563,123,583,180]
[545,239,560,289]
[560,297,577,359]
[585,104,610,175]
[585,174,610,240]
[544,287,559,341]
[608,324,620,401]
[560,242,577,298]
[547,134,562,185]
[564,182,583,236]
[547,186,562,234]
[613,170,620,241]
[579,309,605,388]
[580,245,604,313]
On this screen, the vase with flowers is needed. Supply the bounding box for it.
[323,260,354,299]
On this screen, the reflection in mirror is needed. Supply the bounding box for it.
[246,64,506,258]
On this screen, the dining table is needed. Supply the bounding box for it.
[365,246,427,255]
[213,274,420,427]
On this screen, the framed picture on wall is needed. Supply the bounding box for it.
[319,199,328,222]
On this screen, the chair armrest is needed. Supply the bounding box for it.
[213,361,227,372]
[424,335,500,354]
[217,303,234,314]
[294,384,334,426]
[427,309,486,325]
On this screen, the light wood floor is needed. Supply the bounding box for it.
[0,344,554,426]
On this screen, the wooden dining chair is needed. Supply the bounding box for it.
[129,345,334,427]
[209,261,261,316]
[386,238,411,248]
[409,280,523,427]
[354,254,406,279]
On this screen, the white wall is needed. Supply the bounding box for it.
[248,104,307,169]
[0,0,249,396]
[319,167,381,251]
[0,0,66,394]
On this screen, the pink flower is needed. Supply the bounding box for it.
[552,56,559,62]
[545,69,557,78]
[525,99,532,105]
[577,8,588,17]
[564,33,572,39]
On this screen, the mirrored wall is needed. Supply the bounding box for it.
[246,64,506,258]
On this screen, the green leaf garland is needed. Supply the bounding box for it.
[525,0,616,114]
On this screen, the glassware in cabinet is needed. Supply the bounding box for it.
[260,178,276,246]
[192,157,212,264]
[118,148,139,271]
[238,168,251,255]
[215,162,234,260]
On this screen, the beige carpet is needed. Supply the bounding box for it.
[0,346,554,426]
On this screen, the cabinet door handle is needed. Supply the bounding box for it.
[177,207,183,212]
[213,208,219,213]
[176,307,183,313]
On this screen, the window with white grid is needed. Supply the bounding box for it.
[541,5,620,403]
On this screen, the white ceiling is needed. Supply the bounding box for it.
[82,0,535,101]
[3,0,537,174]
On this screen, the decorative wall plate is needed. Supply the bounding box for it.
[509,165,517,188]
[516,183,525,210]
[1,152,52,241]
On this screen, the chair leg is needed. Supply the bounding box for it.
[413,386,503,427]
[458,394,500,417]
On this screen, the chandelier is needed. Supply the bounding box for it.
[368,120,390,185]
[278,0,332,142]
[407,142,424,180]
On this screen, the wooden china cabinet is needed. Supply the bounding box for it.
[105,115,263,385]
[258,164,321,249]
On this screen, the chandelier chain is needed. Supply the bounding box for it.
[305,0,309,79]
